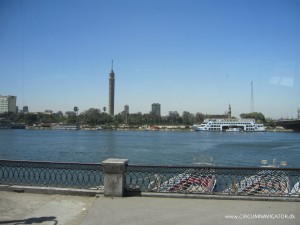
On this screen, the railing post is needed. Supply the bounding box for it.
[102,158,129,197]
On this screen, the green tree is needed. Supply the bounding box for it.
[240,112,266,123]
[182,111,194,125]
[194,112,204,124]
[24,113,38,125]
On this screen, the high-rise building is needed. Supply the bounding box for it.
[124,105,129,115]
[151,103,161,117]
[124,105,129,124]
[108,61,115,116]
[23,106,29,113]
[0,95,17,114]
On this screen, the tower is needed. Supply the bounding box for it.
[108,60,115,116]
[228,104,232,119]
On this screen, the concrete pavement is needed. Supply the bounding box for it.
[0,191,95,225]
[1,191,299,225]
[81,195,300,225]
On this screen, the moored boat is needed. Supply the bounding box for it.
[225,160,290,196]
[51,124,80,130]
[291,181,300,196]
[148,156,216,193]
[192,119,265,132]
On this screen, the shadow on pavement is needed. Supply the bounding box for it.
[0,216,58,225]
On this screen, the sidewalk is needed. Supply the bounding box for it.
[0,191,94,225]
[81,196,300,225]
[1,191,299,225]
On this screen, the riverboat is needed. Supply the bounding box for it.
[192,119,265,132]
[148,156,216,193]
[51,124,80,130]
[291,181,300,196]
[234,170,289,196]
[225,160,290,196]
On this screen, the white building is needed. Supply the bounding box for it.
[0,95,17,114]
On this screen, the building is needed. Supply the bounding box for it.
[0,95,17,114]
[23,106,29,113]
[44,110,53,114]
[124,105,129,115]
[124,105,129,124]
[108,61,115,116]
[151,103,161,117]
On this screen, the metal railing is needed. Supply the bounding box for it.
[125,165,300,197]
[1,159,300,198]
[0,160,104,189]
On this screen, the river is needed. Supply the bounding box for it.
[0,129,299,167]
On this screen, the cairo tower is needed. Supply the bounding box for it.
[108,61,115,116]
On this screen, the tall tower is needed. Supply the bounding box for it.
[108,60,115,116]
[228,104,232,119]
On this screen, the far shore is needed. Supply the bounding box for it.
[5,125,295,132]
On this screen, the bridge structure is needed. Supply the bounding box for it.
[275,119,300,131]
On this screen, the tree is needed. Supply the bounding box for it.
[24,113,38,125]
[194,112,205,124]
[182,111,194,125]
[167,111,180,124]
[240,112,266,123]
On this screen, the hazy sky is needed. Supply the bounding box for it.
[1,0,299,118]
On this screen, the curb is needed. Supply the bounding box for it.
[0,185,103,196]
[138,192,300,202]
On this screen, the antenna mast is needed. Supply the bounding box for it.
[251,81,254,113]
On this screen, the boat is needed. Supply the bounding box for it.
[290,181,300,196]
[192,118,265,132]
[51,124,80,130]
[235,170,289,196]
[148,156,216,193]
[225,160,290,196]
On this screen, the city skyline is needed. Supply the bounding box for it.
[1,0,299,119]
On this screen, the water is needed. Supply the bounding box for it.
[0,130,299,167]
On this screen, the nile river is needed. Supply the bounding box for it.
[0,130,299,167]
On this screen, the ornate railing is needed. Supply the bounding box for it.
[0,160,104,189]
[1,160,300,198]
[125,165,300,197]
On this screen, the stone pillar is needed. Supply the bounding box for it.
[102,158,128,197]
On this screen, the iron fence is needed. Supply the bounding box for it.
[125,165,300,197]
[1,160,300,198]
[0,160,104,189]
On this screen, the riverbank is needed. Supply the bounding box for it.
[2,125,295,132]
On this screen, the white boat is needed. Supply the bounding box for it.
[291,181,300,196]
[225,160,290,196]
[148,156,216,193]
[51,124,80,130]
[192,118,265,132]
[235,170,290,196]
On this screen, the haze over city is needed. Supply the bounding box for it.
[1,0,299,119]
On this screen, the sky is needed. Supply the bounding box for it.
[0,0,299,119]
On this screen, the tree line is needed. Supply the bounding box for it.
[0,110,270,128]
